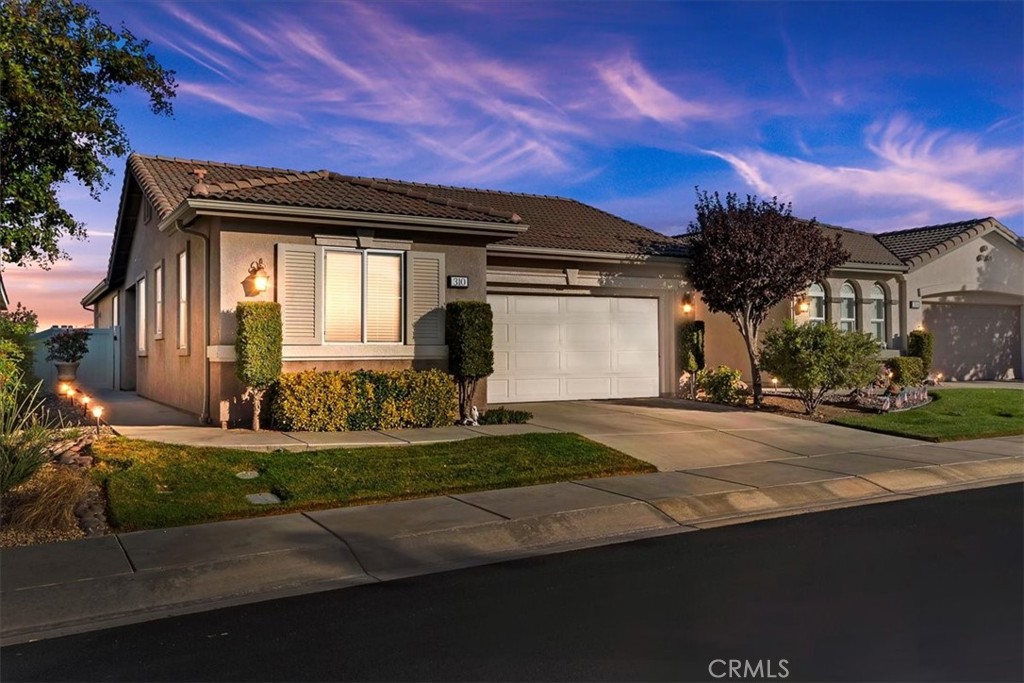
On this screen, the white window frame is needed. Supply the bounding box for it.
[153,263,164,340]
[137,277,147,356]
[323,248,404,345]
[839,282,857,332]
[112,293,119,328]
[870,284,886,346]
[808,283,826,324]
[177,249,189,351]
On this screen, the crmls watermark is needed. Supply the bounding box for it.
[708,659,790,679]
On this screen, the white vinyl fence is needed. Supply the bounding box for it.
[31,327,119,391]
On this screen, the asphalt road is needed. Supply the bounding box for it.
[3,484,1022,682]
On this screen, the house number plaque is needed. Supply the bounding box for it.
[447,276,469,289]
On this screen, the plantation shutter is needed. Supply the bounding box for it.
[276,243,321,345]
[366,253,402,342]
[324,251,362,343]
[405,251,445,346]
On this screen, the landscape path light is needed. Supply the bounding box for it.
[92,405,104,435]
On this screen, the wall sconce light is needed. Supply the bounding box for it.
[797,298,810,314]
[250,259,269,292]
[681,295,693,315]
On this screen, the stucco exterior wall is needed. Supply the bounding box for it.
[486,254,689,398]
[119,201,208,419]
[208,218,492,425]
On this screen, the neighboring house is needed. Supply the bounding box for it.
[694,218,1024,382]
[81,154,688,423]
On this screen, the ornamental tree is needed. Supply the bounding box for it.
[235,302,282,432]
[686,190,849,407]
[760,321,880,415]
[445,300,493,422]
[1,0,176,267]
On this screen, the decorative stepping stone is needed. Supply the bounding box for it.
[235,470,259,480]
[246,492,281,505]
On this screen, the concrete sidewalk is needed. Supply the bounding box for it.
[2,434,1020,645]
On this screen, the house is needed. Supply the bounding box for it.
[696,218,1024,382]
[81,154,689,423]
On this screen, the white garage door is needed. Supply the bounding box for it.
[488,294,660,403]
[922,302,1021,380]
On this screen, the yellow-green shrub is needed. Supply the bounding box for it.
[271,369,457,432]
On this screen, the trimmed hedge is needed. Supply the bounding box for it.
[235,302,283,389]
[478,407,533,425]
[272,369,458,432]
[446,300,493,420]
[907,330,934,373]
[887,356,926,386]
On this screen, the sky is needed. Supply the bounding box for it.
[7,0,1023,328]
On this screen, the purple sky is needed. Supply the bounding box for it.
[8,1,1023,328]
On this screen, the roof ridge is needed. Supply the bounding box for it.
[130,152,311,177]
[330,173,522,223]
[201,169,330,197]
[354,175,576,202]
[877,217,989,237]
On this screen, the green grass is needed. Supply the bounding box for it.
[92,433,655,531]
[831,389,1024,442]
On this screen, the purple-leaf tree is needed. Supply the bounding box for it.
[686,190,849,407]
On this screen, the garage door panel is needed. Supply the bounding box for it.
[564,324,612,349]
[566,351,612,371]
[488,294,660,403]
[512,324,560,347]
[565,298,612,313]
[514,352,561,372]
[514,297,560,314]
[514,378,561,398]
[566,377,613,396]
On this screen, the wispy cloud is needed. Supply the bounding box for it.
[707,115,1023,228]
[596,55,717,124]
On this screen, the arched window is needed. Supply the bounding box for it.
[839,282,857,332]
[870,284,886,345]
[808,283,826,324]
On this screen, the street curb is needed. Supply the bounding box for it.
[1,467,1020,646]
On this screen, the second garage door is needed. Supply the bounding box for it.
[923,302,1021,380]
[487,294,660,403]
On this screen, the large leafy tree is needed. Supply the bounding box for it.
[0,0,175,267]
[686,190,849,407]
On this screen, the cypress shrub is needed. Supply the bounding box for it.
[235,302,282,431]
[445,301,493,421]
[907,330,934,373]
[887,356,926,387]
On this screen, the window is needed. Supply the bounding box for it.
[154,265,164,339]
[137,278,147,355]
[324,250,402,343]
[808,283,826,324]
[839,282,857,332]
[177,250,189,349]
[112,293,119,328]
[870,284,886,346]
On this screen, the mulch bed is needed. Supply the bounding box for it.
[758,393,879,423]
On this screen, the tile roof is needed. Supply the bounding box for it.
[365,179,683,256]
[876,218,991,264]
[127,154,680,256]
[816,223,904,267]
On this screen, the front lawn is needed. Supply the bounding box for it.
[830,389,1024,442]
[92,433,655,531]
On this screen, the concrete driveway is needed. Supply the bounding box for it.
[517,398,927,471]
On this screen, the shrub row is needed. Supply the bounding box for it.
[478,407,533,425]
[271,369,458,432]
[887,356,926,387]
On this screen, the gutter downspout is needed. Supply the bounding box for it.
[177,218,211,424]
[896,274,909,353]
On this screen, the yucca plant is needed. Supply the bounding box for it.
[0,377,55,494]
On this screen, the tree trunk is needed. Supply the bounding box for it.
[742,327,763,408]
[251,388,263,432]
